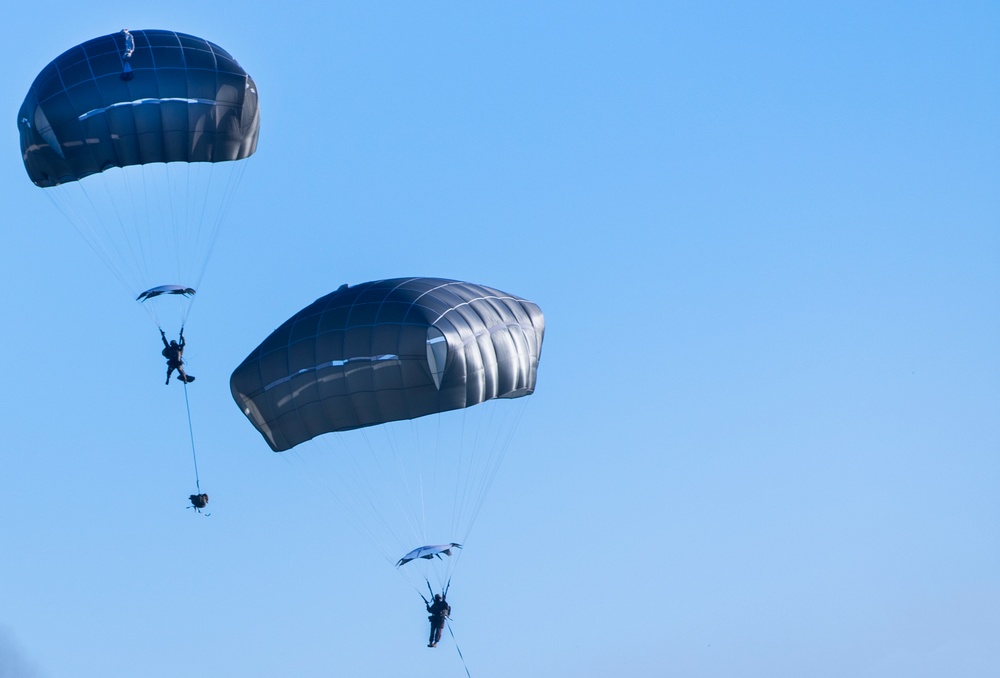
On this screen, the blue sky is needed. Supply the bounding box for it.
[1,2,998,677]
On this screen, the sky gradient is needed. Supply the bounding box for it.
[1,2,998,677]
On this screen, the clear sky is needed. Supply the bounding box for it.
[1,2,998,677]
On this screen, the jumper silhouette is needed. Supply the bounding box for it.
[426,594,451,648]
[161,329,194,384]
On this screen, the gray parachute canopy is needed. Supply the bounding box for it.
[230,278,545,452]
[19,29,260,188]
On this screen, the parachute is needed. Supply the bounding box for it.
[18,28,260,327]
[18,29,260,509]
[231,277,544,592]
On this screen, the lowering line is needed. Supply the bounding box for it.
[181,379,202,494]
[446,620,472,678]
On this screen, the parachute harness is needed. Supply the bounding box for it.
[419,577,452,604]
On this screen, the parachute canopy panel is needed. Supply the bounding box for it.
[19,29,260,187]
[230,277,545,452]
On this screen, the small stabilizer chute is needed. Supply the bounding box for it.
[136,285,196,303]
[396,543,463,567]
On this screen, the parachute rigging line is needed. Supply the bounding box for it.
[42,182,133,297]
[275,447,403,570]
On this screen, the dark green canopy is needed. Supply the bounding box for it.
[19,29,259,187]
[231,278,545,452]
